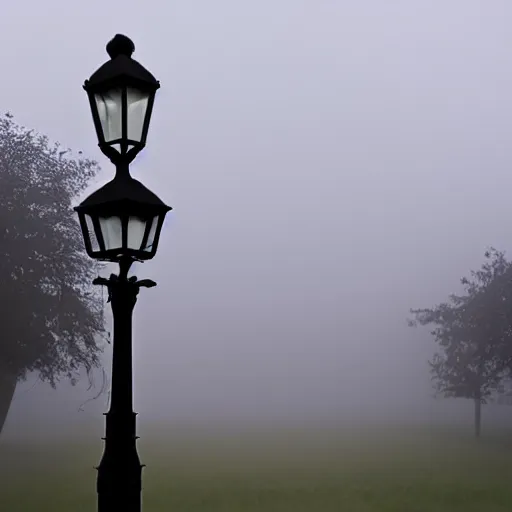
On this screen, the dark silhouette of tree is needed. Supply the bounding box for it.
[409,248,512,438]
[0,113,106,434]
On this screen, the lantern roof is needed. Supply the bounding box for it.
[84,34,160,92]
[75,173,172,215]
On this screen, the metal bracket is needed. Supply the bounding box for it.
[93,274,156,303]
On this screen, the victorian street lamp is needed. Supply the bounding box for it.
[75,34,171,512]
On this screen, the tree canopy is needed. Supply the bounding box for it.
[0,113,106,390]
[409,248,512,436]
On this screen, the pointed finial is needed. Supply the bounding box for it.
[106,34,135,59]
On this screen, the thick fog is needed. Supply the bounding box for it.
[3,1,512,439]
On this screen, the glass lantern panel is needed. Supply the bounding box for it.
[98,216,123,251]
[127,87,150,143]
[143,215,159,252]
[95,88,123,143]
[127,216,147,250]
[84,214,100,252]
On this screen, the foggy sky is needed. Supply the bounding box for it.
[3,1,512,437]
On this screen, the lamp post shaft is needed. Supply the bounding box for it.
[96,264,144,512]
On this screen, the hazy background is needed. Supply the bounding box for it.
[2,0,512,441]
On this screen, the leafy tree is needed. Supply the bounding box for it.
[409,249,512,438]
[0,113,106,434]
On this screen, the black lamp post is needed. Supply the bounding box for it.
[75,34,171,512]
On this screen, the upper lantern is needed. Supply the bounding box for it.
[84,34,160,165]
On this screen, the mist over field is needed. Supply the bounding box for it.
[2,0,512,445]
[3,2,512,510]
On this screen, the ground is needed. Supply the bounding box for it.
[1,425,512,511]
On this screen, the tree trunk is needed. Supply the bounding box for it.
[474,398,482,439]
[0,372,18,436]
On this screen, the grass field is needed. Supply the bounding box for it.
[1,425,512,511]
